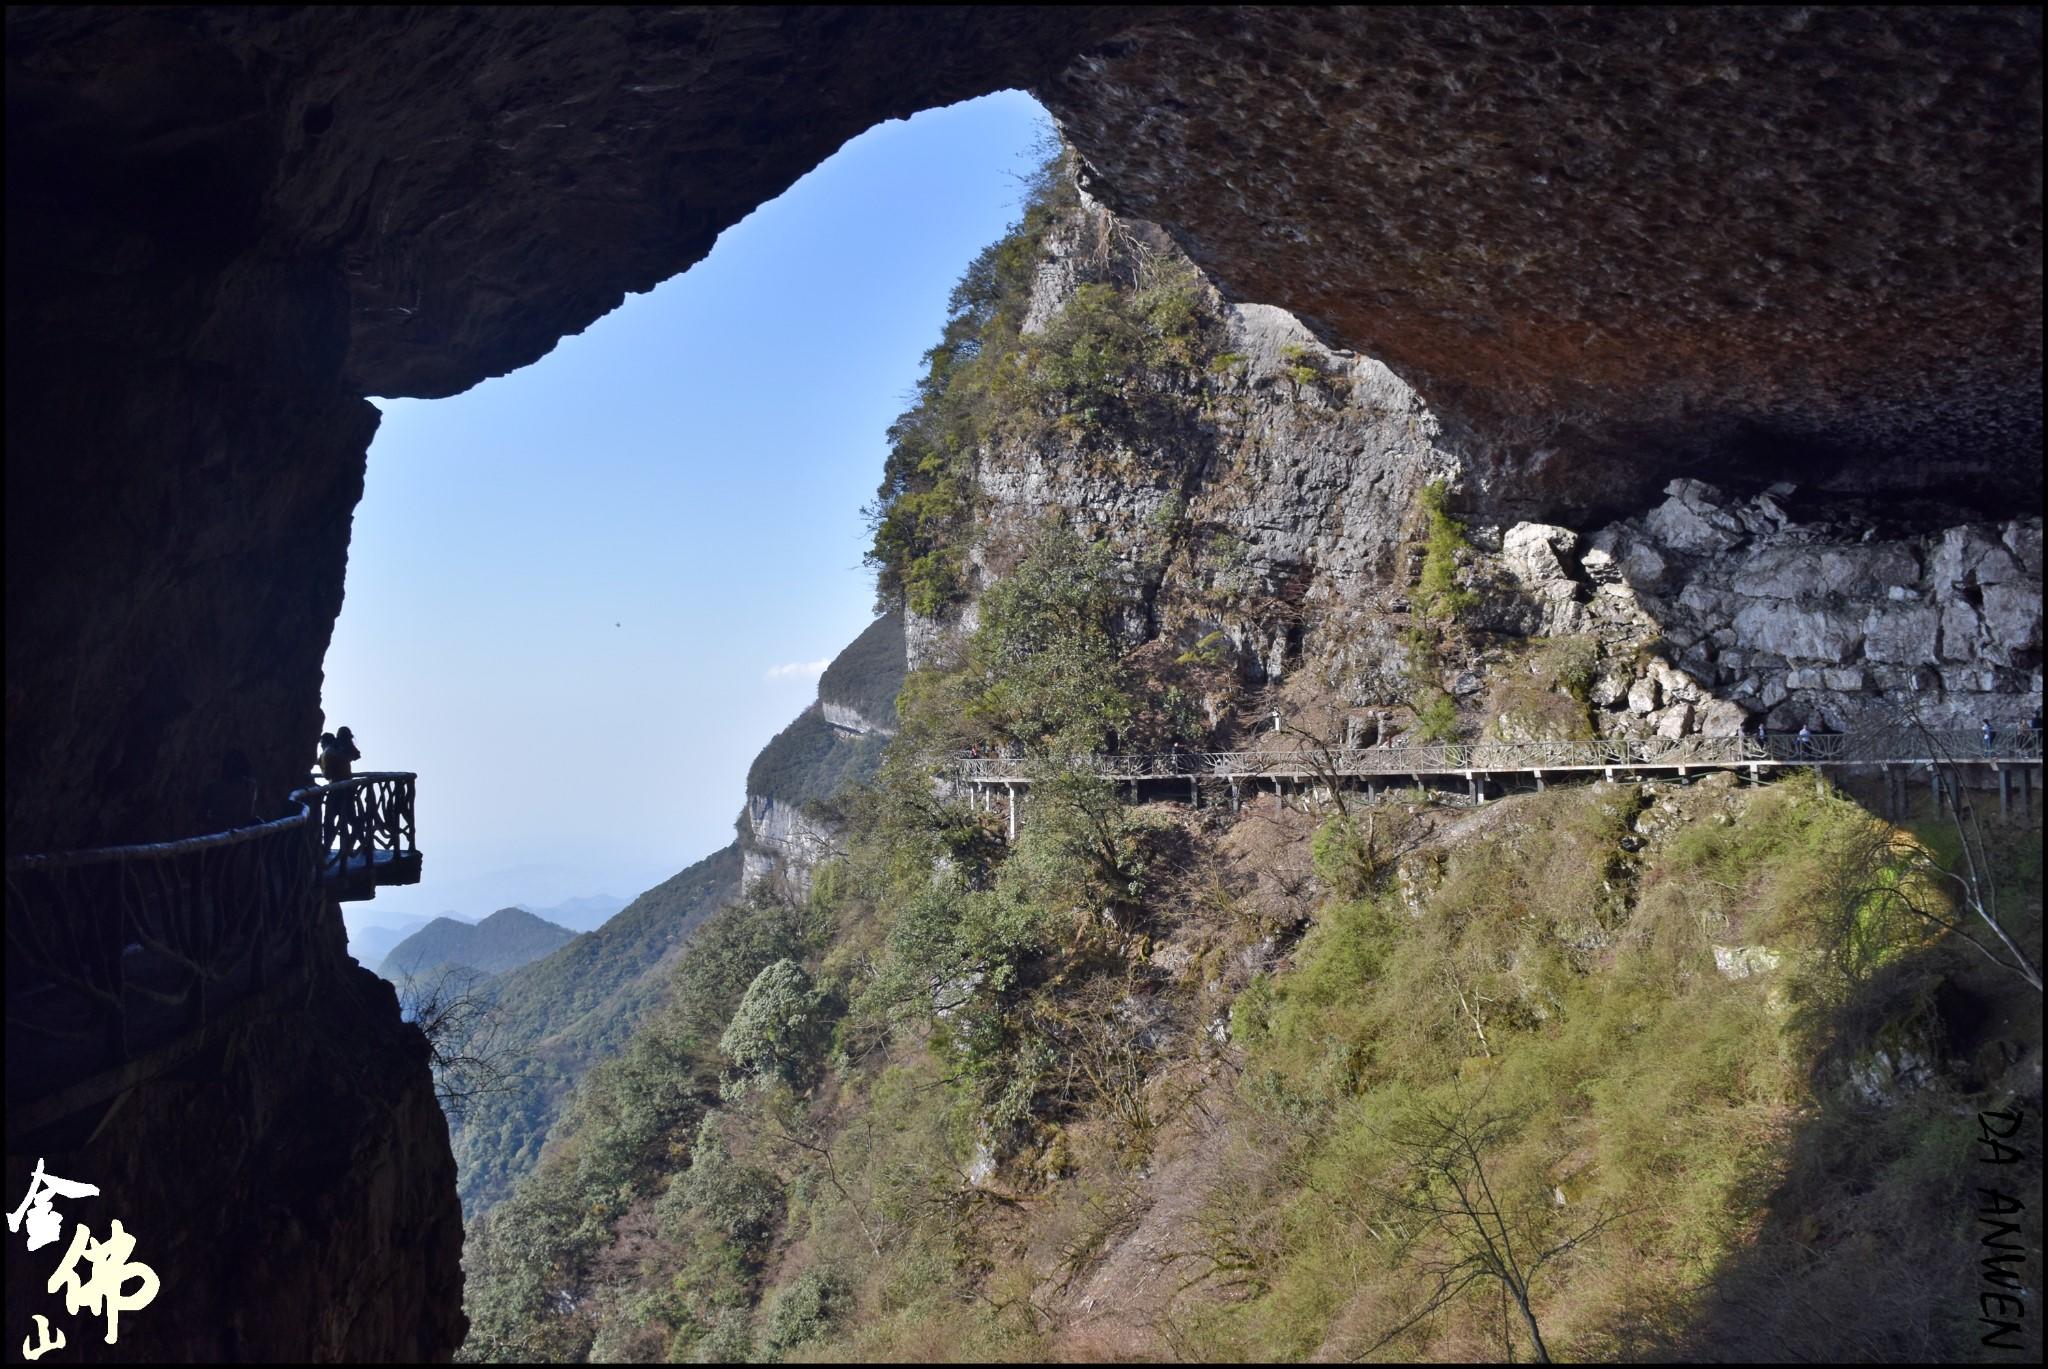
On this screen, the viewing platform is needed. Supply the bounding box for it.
[305,771,422,901]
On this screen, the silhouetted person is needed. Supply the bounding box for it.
[320,726,360,782]
[201,750,260,830]
[1755,719,1768,755]
[1796,724,1813,758]
[319,726,363,856]
[1981,718,1996,754]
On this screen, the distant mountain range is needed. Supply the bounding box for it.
[346,913,438,969]
[521,893,629,932]
[377,907,578,982]
[346,891,629,970]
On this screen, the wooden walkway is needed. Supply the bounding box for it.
[956,727,2043,834]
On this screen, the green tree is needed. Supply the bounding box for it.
[962,523,1135,755]
[720,958,825,1096]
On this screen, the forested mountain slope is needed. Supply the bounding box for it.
[450,605,908,1214]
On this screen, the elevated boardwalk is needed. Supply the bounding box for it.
[956,728,2042,831]
[5,771,420,1132]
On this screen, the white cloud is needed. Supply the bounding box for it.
[764,658,832,681]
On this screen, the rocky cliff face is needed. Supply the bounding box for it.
[920,192,2044,741]
[1582,482,2042,731]
[740,612,906,898]
[740,795,841,902]
[4,938,466,1362]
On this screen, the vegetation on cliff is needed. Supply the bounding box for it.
[865,146,1218,618]
[448,844,742,1212]
[457,161,2042,1364]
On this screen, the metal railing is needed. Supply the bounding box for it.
[953,728,2043,783]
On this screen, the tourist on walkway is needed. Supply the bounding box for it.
[318,726,363,853]
[1796,724,1813,758]
[1981,718,1996,754]
[319,726,359,782]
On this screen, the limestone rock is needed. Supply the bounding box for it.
[1645,480,1750,555]
[1713,945,1784,980]
[1045,6,2042,516]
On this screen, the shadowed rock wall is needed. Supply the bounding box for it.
[3,936,467,1362]
[1041,5,2043,519]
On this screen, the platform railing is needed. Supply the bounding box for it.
[952,727,2043,783]
[294,771,418,879]
[5,798,321,1079]
[6,771,418,1104]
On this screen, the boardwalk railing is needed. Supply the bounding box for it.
[298,771,420,893]
[6,801,321,1094]
[6,771,417,1110]
[953,728,2044,784]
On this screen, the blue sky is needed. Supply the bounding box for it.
[324,91,1051,923]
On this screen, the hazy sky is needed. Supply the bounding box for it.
[323,91,1050,922]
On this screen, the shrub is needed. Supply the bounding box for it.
[719,959,824,1096]
[762,1266,854,1355]
[1279,342,1323,391]
[670,1115,783,1255]
[1413,479,1477,624]
[961,523,1135,754]
[1177,630,1233,668]
[1311,816,1377,900]
[1413,688,1460,742]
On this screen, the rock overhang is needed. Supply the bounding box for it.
[5,2,2042,847]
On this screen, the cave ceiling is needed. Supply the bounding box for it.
[10,5,2036,498]
[4,4,2040,849]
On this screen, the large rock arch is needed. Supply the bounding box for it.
[4,7,2038,1359]
[7,4,2038,851]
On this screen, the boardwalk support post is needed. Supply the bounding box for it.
[1006,783,1017,842]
